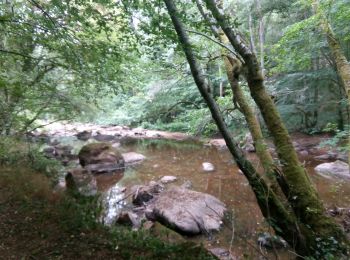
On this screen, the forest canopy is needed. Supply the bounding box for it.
[0,0,349,136]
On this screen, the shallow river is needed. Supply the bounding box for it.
[60,138,350,259]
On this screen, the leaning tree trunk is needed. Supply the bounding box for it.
[163,0,310,253]
[204,0,349,256]
[195,0,278,187]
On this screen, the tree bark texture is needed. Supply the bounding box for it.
[163,0,308,253]
[204,0,349,256]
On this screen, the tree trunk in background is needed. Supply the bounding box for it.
[195,0,279,188]
[312,0,350,163]
[163,0,307,252]
[248,10,257,54]
[204,0,349,256]
[256,0,265,76]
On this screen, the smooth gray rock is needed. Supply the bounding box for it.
[315,160,350,179]
[146,186,226,235]
[122,152,146,165]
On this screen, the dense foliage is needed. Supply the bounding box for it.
[1,0,348,137]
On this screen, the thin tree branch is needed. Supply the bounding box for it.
[186,29,240,58]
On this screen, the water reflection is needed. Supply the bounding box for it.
[52,137,350,258]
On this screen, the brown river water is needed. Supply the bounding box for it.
[57,137,350,259]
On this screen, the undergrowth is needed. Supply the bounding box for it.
[0,139,215,259]
[0,137,61,179]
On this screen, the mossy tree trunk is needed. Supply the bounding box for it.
[163,0,311,254]
[195,0,278,187]
[204,0,349,256]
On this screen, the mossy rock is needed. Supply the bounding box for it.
[78,142,124,168]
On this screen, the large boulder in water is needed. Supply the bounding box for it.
[146,186,226,235]
[78,142,124,172]
[314,160,350,179]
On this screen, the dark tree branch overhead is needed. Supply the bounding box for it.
[27,0,57,26]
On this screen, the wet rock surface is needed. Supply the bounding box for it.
[122,152,146,165]
[315,160,350,179]
[78,142,125,172]
[65,169,97,196]
[146,186,226,235]
[131,182,164,206]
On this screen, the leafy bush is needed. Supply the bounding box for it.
[0,137,61,179]
[319,124,349,152]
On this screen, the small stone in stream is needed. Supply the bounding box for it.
[133,128,145,135]
[160,176,177,184]
[202,162,215,172]
[181,180,193,189]
[122,152,146,165]
[93,134,115,142]
[53,145,74,160]
[76,130,92,141]
[257,232,287,249]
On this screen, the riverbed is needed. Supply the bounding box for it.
[46,134,349,259]
[34,122,350,259]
